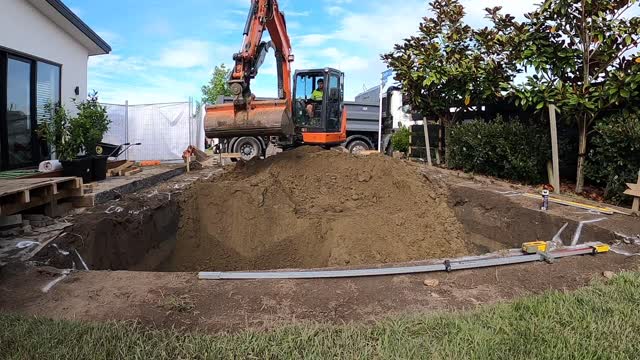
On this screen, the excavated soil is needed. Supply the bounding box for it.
[164,147,469,271]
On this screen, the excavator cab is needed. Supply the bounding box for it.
[293,68,347,145]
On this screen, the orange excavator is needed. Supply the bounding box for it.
[205,0,347,156]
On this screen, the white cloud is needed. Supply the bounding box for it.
[294,34,333,47]
[154,39,214,69]
[144,17,173,36]
[326,6,346,16]
[286,10,310,17]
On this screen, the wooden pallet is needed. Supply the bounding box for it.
[0,177,84,216]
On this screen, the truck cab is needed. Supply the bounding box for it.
[292,68,346,145]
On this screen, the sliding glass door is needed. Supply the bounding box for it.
[6,56,34,168]
[0,49,60,170]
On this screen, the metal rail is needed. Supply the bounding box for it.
[198,243,606,280]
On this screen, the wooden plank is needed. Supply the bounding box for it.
[624,189,640,197]
[423,118,433,166]
[0,188,79,216]
[107,160,127,170]
[631,170,640,213]
[123,167,142,176]
[221,153,242,159]
[110,161,134,176]
[625,183,640,192]
[522,193,617,215]
[357,150,380,156]
[72,194,95,208]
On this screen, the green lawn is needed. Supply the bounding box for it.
[2,273,640,360]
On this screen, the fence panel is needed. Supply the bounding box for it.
[102,103,128,159]
[102,101,204,161]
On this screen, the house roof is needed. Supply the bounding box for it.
[26,0,111,56]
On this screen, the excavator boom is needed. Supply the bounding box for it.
[205,0,295,138]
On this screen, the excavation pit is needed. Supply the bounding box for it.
[35,147,616,273]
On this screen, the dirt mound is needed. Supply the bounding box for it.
[165,147,469,271]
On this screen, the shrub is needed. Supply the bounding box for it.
[37,103,83,161]
[75,91,110,155]
[585,112,640,204]
[446,116,551,183]
[391,125,411,153]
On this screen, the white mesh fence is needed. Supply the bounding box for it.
[101,100,205,161]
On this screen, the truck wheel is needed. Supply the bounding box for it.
[233,137,262,161]
[347,140,370,154]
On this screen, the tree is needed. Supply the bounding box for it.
[202,64,232,104]
[382,0,520,159]
[515,0,640,192]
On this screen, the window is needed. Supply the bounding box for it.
[293,72,324,129]
[37,62,61,124]
[326,74,342,132]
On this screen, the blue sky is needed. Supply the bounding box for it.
[65,0,547,104]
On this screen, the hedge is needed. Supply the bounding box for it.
[446,117,551,183]
[585,112,640,204]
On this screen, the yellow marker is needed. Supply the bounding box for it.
[464,96,471,106]
[522,241,548,254]
[592,244,610,253]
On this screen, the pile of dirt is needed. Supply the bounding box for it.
[165,147,469,271]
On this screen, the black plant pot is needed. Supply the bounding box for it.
[61,157,93,183]
[92,155,109,182]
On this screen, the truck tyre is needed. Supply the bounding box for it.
[233,137,263,161]
[347,140,370,154]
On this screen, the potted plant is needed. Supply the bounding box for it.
[74,91,111,181]
[38,103,93,182]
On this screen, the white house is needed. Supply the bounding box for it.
[0,0,110,169]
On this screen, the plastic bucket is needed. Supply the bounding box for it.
[92,155,109,181]
[61,157,93,183]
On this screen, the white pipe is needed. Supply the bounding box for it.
[570,218,607,246]
[74,249,90,271]
[41,270,70,293]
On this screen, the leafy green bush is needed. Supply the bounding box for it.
[37,103,83,161]
[75,91,110,155]
[585,112,640,204]
[391,125,411,153]
[447,116,551,183]
[37,92,111,160]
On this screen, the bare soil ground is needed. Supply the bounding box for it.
[166,147,469,271]
[1,253,637,333]
[2,151,640,334]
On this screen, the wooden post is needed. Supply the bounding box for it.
[548,105,561,194]
[633,170,640,214]
[186,156,191,172]
[423,118,433,166]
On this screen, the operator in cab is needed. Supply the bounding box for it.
[306,79,324,118]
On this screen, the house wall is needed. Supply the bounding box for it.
[0,0,89,110]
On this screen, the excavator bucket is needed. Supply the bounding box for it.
[204,99,295,138]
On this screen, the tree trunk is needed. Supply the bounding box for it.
[575,116,588,193]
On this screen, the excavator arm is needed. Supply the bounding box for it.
[229,0,294,106]
[205,0,295,138]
